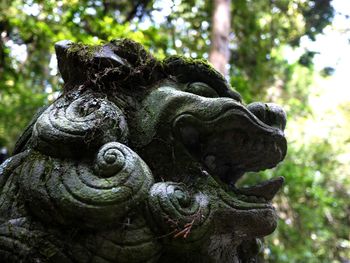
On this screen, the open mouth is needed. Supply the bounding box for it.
[173,105,287,205]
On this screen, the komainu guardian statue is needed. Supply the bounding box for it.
[0,39,287,262]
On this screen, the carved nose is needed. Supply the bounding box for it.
[247,102,287,131]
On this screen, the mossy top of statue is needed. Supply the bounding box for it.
[0,39,287,263]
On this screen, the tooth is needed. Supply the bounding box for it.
[234,176,285,201]
[201,170,210,177]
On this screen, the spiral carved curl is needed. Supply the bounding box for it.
[19,142,154,227]
[32,91,128,158]
[148,182,211,243]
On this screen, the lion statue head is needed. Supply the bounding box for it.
[0,39,287,262]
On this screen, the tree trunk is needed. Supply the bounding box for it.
[209,0,231,77]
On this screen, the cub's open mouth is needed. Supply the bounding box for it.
[173,104,287,205]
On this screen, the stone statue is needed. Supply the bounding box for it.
[0,39,287,263]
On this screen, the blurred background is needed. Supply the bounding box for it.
[0,0,349,262]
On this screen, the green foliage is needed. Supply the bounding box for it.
[273,141,349,262]
[229,0,333,100]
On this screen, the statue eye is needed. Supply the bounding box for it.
[186,82,219,98]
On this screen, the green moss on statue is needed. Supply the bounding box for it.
[66,42,103,61]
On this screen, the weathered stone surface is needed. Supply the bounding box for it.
[0,39,287,262]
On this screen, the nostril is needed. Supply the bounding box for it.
[265,103,287,131]
[247,102,266,123]
[247,102,287,131]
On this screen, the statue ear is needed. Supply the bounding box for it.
[31,91,129,158]
[55,40,130,87]
[55,40,86,86]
